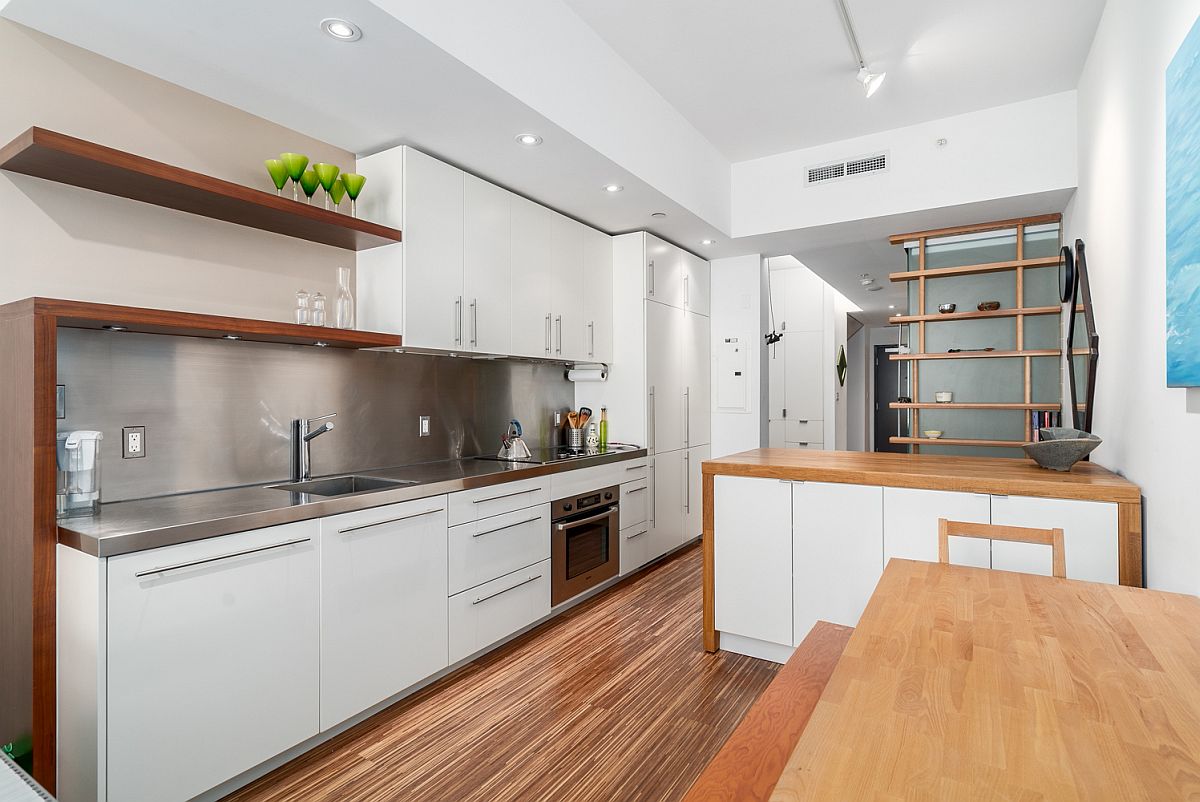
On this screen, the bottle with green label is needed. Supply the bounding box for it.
[599,406,608,450]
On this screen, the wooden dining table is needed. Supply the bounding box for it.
[691,558,1200,801]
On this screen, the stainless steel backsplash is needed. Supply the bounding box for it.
[57,329,574,502]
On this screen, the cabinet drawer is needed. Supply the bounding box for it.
[448,504,551,595]
[448,477,550,526]
[550,458,647,498]
[448,559,551,664]
[106,521,320,802]
[620,479,650,529]
[619,521,652,576]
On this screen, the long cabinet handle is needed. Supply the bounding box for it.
[135,536,310,578]
[625,464,646,471]
[684,451,691,513]
[588,321,595,358]
[470,299,478,347]
[648,386,656,452]
[454,296,463,345]
[338,508,443,534]
[545,313,552,354]
[473,486,543,504]
[555,506,617,531]
[556,315,563,354]
[472,573,542,605]
[625,486,647,495]
[472,515,543,538]
[626,529,649,540]
[648,260,655,296]
[684,387,690,448]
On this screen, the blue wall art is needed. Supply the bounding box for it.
[1166,14,1200,386]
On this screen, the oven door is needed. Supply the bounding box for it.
[551,504,620,606]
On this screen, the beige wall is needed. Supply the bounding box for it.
[0,21,356,321]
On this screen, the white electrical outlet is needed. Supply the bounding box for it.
[419,416,431,437]
[122,426,146,459]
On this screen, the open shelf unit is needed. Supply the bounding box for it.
[885,214,1084,454]
[0,127,402,251]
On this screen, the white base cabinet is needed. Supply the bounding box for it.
[990,495,1118,583]
[884,487,992,568]
[792,482,882,644]
[649,449,685,562]
[683,444,709,541]
[448,560,551,664]
[320,498,449,731]
[105,521,320,802]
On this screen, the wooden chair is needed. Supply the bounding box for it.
[937,518,1066,578]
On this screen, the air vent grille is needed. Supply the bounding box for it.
[807,152,888,184]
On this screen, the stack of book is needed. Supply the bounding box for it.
[1030,411,1062,440]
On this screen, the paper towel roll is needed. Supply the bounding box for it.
[567,368,608,382]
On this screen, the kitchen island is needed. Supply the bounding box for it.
[702,448,1141,658]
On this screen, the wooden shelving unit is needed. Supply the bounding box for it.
[0,127,402,251]
[884,214,1084,453]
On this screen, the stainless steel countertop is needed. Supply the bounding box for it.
[59,447,647,558]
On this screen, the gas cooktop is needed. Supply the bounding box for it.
[474,444,639,465]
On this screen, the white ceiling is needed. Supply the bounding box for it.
[563,0,1105,161]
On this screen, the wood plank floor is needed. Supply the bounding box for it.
[223,544,779,802]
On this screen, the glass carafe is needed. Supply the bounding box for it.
[335,267,355,329]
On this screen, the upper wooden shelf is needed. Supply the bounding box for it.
[888,304,1084,324]
[887,213,1062,245]
[889,436,1026,448]
[890,348,1090,362]
[0,128,402,251]
[889,255,1060,283]
[29,297,403,350]
[890,402,1086,411]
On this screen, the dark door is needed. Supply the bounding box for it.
[873,344,909,452]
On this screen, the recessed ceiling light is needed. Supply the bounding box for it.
[604,184,624,193]
[701,239,716,246]
[650,212,667,218]
[888,305,896,309]
[515,133,543,146]
[320,18,362,41]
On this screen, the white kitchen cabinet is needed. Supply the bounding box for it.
[106,521,320,802]
[783,329,823,422]
[768,344,786,421]
[649,448,685,560]
[448,503,551,595]
[883,487,991,568]
[684,250,711,316]
[646,300,685,454]
[619,521,652,576]
[685,311,711,448]
[448,476,551,526]
[620,477,650,530]
[551,213,586,360]
[448,559,551,664]
[713,476,793,650]
[990,495,1119,583]
[582,225,614,363]
[320,498,449,730]
[401,147,466,351]
[464,174,511,354]
[645,233,686,309]
[793,482,883,643]
[683,444,710,541]
[510,194,557,358]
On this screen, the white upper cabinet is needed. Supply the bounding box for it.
[685,311,711,447]
[550,213,586,361]
[464,174,511,355]
[684,251,711,316]
[510,194,556,358]
[401,148,466,351]
[644,234,686,309]
[582,225,614,363]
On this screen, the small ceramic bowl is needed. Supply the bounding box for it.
[977,301,1001,311]
[923,430,944,439]
[937,303,956,314]
[934,391,953,403]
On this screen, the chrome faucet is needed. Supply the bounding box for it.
[292,413,336,482]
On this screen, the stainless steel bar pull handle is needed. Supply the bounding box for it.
[554,506,617,531]
[454,296,463,345]
[470,299,478,347]
[545,313,552,354]
[472,574,542,605]
[135,536,310,578]
[648,386,656,452]
[684,451,690,513]
[588,321,595,357]
[472,515,543,538]
[625,486,647,495]
[626,529,648,540]
[337,508,443,534]
[473,487,543,504]
[684,387,690,448]
[555,315,563,354]
[648,260,655,296]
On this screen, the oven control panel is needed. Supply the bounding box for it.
[556,485,619,515]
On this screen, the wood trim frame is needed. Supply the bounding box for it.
[683,621,853,801]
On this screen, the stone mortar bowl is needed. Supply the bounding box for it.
[1022,428,1102,471]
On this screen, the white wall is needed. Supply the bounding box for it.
[846,326,867,452]
[0,21,355,318]
[709,254,763,458]
[732,92,1078,238]
[1065,0,1200,593]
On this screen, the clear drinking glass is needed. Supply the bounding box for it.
[335,267,355,329]
[311,292,327,327]
[295,290,311,325]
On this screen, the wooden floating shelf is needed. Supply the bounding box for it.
[34,297,403,350]
[888,305,1084,324]
[890,436,1026,448]
[888,213,1062,245]
[890,348,1090,361]
[890,255,1061,283]
[890,402,1086,411]
[0,127,402,251]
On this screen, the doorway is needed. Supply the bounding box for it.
[873,344,909,452]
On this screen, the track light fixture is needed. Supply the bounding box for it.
[835,0,885,98]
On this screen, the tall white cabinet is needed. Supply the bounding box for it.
[578,232,710,573]
[356,146,612,363]
[767,264,836,450]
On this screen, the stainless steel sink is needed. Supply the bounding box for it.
[267,475,417,497]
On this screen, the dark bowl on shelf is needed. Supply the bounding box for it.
[1022,428,1102,471]
[977,301,1001,311]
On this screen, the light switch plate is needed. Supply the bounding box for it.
[56,385,66,419]
[122,426,146,459]
[418,416,430,437]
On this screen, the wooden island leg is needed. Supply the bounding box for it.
[1118,499,1144,587]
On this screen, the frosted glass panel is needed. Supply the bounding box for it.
[924,272,1015,315]
[1023,224,1062,259]
[925,318,1016,354]
[924,231,1017,269]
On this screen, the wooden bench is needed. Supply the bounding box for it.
[683,621,853,802]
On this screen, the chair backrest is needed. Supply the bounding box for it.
[937,518,1066,578]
